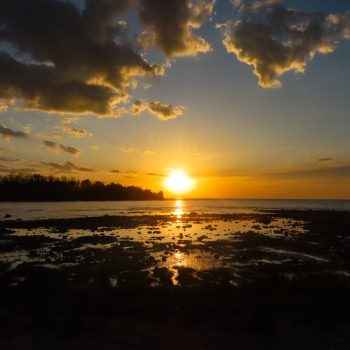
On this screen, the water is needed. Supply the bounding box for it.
[0,198,350,220]
[1,199,350,289]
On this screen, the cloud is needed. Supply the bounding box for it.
[0,166,38,173]
[119,146,134,154]
[110,169,164,177]
[0,156,21,162]
[265,165,350,180]
[138,0,214,57]
[83,0,137,42]
[59,144,81,156]
[36,132,63,139]
[0,124,29,139]
[22,125,32,134]
[145,172,165,177]
[0,0,163,116]
[42,161,95,173]
[90,145,100,151]
[57,125,93,138]
[132,100,184,120]
[318,157,332,162]
[41,140,57,150]
[221,3,350,87]
[59,117,81,125]
[55,117,92,137]
[233,0,282,11]
[0,99,8,112]
[119,145,156,157]
[143,150,156,156]
[40,140,81,156]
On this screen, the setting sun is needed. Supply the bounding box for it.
[164,169,194,195]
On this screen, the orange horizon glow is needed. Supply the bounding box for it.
[64,170,350,200]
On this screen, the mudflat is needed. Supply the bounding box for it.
[1,210,350,349]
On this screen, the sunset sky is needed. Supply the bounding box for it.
[1,0,350,198]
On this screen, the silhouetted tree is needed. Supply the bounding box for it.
[0,174,164,201]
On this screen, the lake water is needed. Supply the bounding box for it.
[1,199,350,220]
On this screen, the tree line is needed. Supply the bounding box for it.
[0,174,164,201]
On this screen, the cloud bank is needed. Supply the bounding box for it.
[0,0,216,117]
[0,0,162,116]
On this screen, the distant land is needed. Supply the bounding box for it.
[0,174,164,202]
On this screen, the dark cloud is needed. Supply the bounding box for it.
[110,169,121,174]
[83,0,136,42]
[40,140,81,156]
[42,161,95,173]
[0,156,21,162]
[59,144,81,156]
[41,140,57,150]
[132,100,184,120]
[0,53,124,116]
[0,0,162,116]
[221,3,350,87]
[0,124,28,139]
[318,158,332,162]
[138,0,214,57]
[0,167,38,173]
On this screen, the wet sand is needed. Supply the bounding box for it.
[1,210,350,349]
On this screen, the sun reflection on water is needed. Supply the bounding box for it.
[174,250,186,266]
[172,199,184,219]
[163,249,225,286]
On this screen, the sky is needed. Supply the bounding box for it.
[0,0,350,199]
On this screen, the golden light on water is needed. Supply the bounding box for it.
[164,169,194,195]
[173,199,184,218]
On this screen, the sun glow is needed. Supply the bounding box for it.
[164,169,194,195]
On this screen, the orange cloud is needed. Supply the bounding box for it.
[132,100,184,120]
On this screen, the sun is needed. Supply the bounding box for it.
[164,169,194,195]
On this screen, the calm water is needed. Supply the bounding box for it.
[0,199,350,220]
[1,199,350,288]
